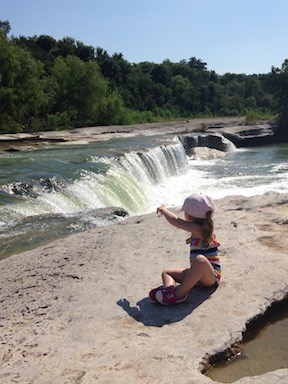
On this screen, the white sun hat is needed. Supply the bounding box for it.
[174,193,215,219]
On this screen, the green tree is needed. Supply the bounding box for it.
[275,59,288,139]
[96,49,132,90]
[50,56,107,123]
[50,55,128,126]
[75,41,95,61]
[170,75,200,114]
[188,56,207,70]
[0,20,11,35]
[0,33,47,132]
[151,61,172,85]
[98,90,129,125]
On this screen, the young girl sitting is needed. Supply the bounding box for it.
[150,192,221,305]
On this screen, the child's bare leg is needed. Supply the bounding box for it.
[161,267,189,287]
[175,255,217,299]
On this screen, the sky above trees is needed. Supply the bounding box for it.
[2,0,288,75]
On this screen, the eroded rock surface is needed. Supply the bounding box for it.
[0,193,287,383]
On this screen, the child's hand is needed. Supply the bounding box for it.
[156,205,178,224]
[156,205,166,215]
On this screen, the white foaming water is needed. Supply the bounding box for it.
[149,146,288,210]
[0,139,188,223]
[1,141,288,222]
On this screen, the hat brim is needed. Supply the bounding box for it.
[173,205,183,213]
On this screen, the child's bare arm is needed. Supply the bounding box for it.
[157,205,203,237]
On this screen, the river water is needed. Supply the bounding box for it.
[0,134,287,260]
[206,299,288,382]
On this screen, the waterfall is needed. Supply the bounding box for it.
[1,137,287,260]
[0,139,188,223]
[85,139,188,212]
[221,135,237,151]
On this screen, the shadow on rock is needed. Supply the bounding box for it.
[117,286,217,327]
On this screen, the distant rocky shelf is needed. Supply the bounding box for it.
[0,117,284,153]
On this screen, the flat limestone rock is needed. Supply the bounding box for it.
[0,193,287,383]
[0,117,245,152]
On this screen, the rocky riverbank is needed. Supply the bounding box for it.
[1,193,288,383]
[0,117,282,153]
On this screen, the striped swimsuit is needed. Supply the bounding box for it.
[187,235,221,284]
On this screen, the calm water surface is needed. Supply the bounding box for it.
[206,300,288,382]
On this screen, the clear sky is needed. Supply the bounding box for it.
[2,0,288,75]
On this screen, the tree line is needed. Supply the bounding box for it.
[0,20,287,137]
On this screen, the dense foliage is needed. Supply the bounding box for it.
[0,20,287,134]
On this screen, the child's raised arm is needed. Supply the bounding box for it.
[156,205,202,237]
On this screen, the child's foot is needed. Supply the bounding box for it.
[149,286,163,302]
[155,285,187,305]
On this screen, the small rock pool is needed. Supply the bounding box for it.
[203,298,288,382]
